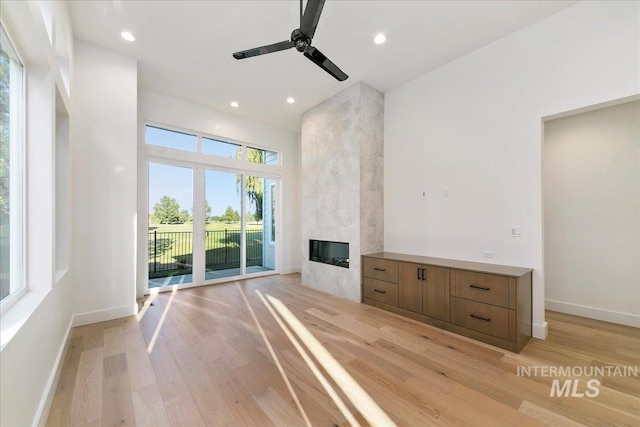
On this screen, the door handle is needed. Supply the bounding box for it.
[373,289,386,294]
[417,268,421,280]
[421,268,426,281]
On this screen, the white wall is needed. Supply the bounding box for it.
[384,1,639,339]
[137,90,301,297]
[0,275,72,427]
[71,40,138,324]
[545,100,640,327]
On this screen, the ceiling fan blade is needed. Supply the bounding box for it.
[303,46,348,81]
[233,40,294,59]
[300,0,325,39]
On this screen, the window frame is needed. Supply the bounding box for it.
[0,23,26,314]
[139,121,284,296]
[144,122,281,167]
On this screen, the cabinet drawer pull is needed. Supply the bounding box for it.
[422,268,426,281]
[373,267,386,272]
[417,268,421,280]
[470,314,491,322]
[469,284,491,291]
[373,289,386,294]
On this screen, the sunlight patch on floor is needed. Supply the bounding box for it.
[263,292,397,427]
[136,287,160,321]
[146,285,177,353]
[256,290,360,427]
[237,284,312,427]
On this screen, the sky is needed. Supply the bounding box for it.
[149,163,254,217]
[146,126,261,218]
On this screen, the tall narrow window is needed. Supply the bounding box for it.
[269,182,275,244]
[0,26,24,305]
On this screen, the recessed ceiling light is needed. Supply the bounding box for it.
[230,101,239,108]
[286,97,295,104]
[120,31,136,42]
[374,33,386,45]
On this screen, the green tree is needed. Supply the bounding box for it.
[205,200,212,222]
[236,149,264,221]
[246,212,255,223]
[221,205,240,223]
[179,209,191,223]
[221,206,234,223]
[153,196,182,224]
[0,41,11,219]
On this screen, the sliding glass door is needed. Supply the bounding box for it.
[204,169,242,280]
[147,162,278,290]
[147,162,194,288]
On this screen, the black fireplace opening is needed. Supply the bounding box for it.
[309,240,349,268]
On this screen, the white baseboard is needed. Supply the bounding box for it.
[546,299,640,328]
[532,321,548,340]
[72,304,138,328]
[282,266,301,274]
[33,317,73,427]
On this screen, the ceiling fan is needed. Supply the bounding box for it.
[232,0,348,82]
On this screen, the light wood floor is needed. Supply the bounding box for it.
[46,274,639,426]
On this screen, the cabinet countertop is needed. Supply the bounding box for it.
[362,252,532,277]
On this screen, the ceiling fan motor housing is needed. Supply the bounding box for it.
[291,29,310,52]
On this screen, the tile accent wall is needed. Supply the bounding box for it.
[301,82,384,301]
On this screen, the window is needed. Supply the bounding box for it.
[269,182,275,243]
[144,124,280,166]
[202,137,241,159]
[0,25,25,305]
[247,146,279,166]
[145,125,197,152]
[142,124,282,289]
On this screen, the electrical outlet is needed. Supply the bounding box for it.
[483,251,495,258]
[511,227,523,237]
[443,189,448,198]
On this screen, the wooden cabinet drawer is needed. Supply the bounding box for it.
[451,297,515,341]
[363,278,398,306]
[452,270,514,308]
[363,257,398,283]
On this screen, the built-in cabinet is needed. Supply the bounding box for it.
[362,252,532,353]
[398,263,450,322]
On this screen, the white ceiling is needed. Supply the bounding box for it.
[69,0,576,132]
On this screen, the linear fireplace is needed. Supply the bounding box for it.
[309,240,349,268]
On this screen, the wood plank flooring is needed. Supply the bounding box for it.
[46,274,640,426]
